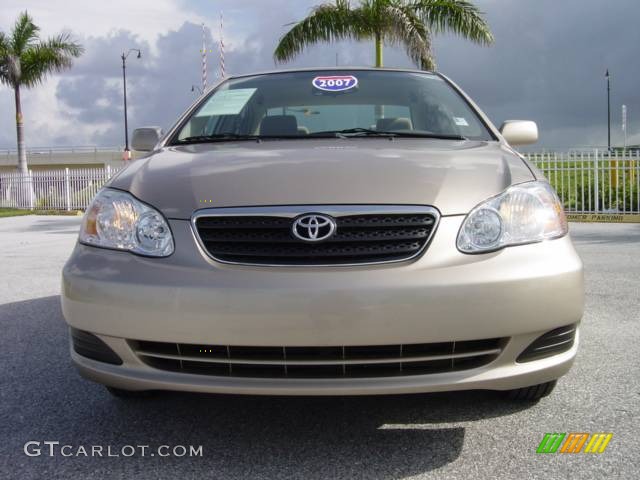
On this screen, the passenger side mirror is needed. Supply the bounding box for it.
[131,127,163,152]
[499,120,538,146]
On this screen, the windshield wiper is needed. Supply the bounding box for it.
[175,133,262,144]
[309,128,466,140]
[174,133,339,144]
[175,129,466,145]
[309,128,392,138]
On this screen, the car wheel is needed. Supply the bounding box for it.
[106,386,155,399]
[505,380,557,401]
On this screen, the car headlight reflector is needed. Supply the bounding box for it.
[457,181,567,253]
[80,189,174,257]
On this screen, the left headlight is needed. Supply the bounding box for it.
[457,181,567,254]
[79,188,174,257]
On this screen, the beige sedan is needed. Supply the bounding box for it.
[62,68,582,401]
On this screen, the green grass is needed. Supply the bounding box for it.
[0,208,33,218]
[0,208,83,217]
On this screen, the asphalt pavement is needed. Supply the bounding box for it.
[0,216,638,479]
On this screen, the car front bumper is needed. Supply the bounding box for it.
[61,215,584,395]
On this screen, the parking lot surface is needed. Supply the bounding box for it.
[0,216,638,479]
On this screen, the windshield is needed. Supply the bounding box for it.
[172,70,493,144]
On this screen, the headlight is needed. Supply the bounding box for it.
[79,188,174,257]
[457,181,567,253]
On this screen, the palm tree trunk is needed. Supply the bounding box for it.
[374,33,384,120]
[375,33,383,68]
[14,85,28,174]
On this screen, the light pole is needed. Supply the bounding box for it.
[622,105,627,149]
[605,69,611,151]
[121,48,141,160]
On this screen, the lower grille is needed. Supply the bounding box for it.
[71,328,122,365]
[131,338,505,378]
[193,205,439,266]
[517,324,577,362]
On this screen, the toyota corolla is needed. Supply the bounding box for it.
[61,68,583,401]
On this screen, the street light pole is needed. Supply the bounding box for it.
[121,49,141,160]
[606,69,611,151]
[622,104,627,149]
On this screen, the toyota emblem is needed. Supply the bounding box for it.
[291,214,337,242]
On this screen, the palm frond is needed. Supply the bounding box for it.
[383,3,434,70]
[0,32,8,53]
[10,11,40,55]
[19,32,83,87]
[410,0,494,45]
[0,33,8,85]
[0,54,21,87]
[274,0,372,63]
[0,30,21,87]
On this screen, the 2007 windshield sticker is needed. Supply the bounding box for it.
[312,75,358,92]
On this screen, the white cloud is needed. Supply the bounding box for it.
[0,0,206,48]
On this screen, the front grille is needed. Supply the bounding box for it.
[193,206,438,266]
[130,338,504,378]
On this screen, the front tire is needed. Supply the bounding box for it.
[505,380,557,401]
[106,386,155,399]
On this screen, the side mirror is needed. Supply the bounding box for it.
[131,127,163,152]
[499,120,538,146]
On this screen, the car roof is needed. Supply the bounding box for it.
[225,66,439,80]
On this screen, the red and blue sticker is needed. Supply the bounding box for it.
[312,75,358,92]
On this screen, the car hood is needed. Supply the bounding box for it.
[109,139,534,218]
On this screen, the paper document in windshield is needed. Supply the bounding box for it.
[197,88,257,116]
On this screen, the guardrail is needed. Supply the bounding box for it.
[1,150,639,221]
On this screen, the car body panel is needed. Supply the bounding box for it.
[109,139,534,219]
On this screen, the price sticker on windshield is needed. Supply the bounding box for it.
[312,75,358,92]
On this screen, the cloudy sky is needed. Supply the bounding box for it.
[1,0,638,150]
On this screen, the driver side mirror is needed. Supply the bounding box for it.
[131,127,163,152]
[499,120,538,146]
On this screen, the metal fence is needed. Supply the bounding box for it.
[525,149,640,215]
[0,167,121,211]
[1,150,640,218]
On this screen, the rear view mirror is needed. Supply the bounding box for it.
[499,120,538,146]
[131,127,163,152]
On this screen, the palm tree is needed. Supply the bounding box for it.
[0,11,83,173]
[274,0,493,70]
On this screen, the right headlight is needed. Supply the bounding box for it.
[457,181,567,253]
